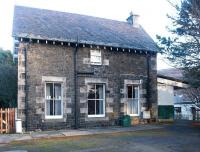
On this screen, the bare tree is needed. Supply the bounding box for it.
[183,88,200,109]
[182,87,200,120]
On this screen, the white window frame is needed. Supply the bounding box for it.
[45,82,63,119]
[90,50,102,65]
[127,85,140,116]
[87,84,105,117]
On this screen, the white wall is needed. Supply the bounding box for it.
[174,104,193,120]
[158,84,174,105]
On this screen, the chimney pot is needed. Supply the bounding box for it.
[126,12,140,28]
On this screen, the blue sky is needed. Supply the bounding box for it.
[0,0,179,69]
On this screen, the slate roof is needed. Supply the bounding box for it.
[157,68,186,82]
[13,6,158,52]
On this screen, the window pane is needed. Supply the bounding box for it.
[46,83,62,117]
[96,100,104,114]
[55,100,61,115]
[87,84,105,116]
[88,84,95,99]
[90,56,94,63]
[134,86,139,98]
[90,50,101,64]
[97,57,101,63]
[88,100,95,115]
[54,83,61,100]
[46,100,50,115]
[127,99,138,115]
[132,99,138,114]
[127,99,132,114]
[127,85,133,98]
[91,50,101,56]
[91,56,101,63]
[46,83,53,99]
[96,84,103,99]
[46,100,54,115]
[91,56,99,64]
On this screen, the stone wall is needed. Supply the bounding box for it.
[17,42,157,130]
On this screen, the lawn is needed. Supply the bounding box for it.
[0,130,170,152]
[1,123,200,152]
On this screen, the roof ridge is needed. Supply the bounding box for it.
[14,5,129,25]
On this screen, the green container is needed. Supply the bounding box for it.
[120,115,131,127]
[158,105,174,119]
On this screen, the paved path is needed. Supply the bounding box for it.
[0,124,161,144]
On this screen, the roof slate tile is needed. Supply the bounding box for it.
[13,6,158,52]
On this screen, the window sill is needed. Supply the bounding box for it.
[88,114,105,118]
[45,115,63,119]
[90,63,102,66]
[85,116,109,122]
[128,114,139,117]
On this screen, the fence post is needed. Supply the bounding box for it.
[12,108,15,132]
[8,108,9,132]
[0,108,3,133]
[5,109,7,133]
[10,108,12,132]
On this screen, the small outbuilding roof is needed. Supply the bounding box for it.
[13,6,158,52]
[157,68,187,83]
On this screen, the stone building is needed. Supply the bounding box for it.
[13,6,158,131]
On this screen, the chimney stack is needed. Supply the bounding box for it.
[126,12,140,28]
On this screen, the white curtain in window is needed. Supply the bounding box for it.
[55,100,61,115]
[132,99,138,114]
[46,83,52,99]
[134,86,139,98]
[46,100,51,115]
[99,100,103,114]
[54,84,61,99]
[127,99,132,114]
[88,84,95,99]
[96,85,103,99]
[96,100,104,114]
